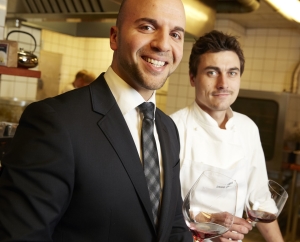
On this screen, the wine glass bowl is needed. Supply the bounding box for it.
[245,180,288,224]
[182,170,238,242]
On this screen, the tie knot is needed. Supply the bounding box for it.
[139,102,155,120]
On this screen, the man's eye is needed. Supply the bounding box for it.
[141,25,154,31]
[229,72,237,77]
[171,32,181,39]
[207,71,217,76]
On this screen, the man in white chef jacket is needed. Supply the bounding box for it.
[171,30,285,242]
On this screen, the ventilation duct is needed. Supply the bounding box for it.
[6,0,260,38]
[217,0,260,13]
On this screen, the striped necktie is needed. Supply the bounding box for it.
[139,102,161,225]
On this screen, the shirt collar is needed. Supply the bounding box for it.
[192,101,235,129]
[104,67,156,115]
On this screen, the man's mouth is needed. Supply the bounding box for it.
[144,57,166,67]
[212,91,233,96]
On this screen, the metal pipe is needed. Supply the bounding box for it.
[217,0,260,13]
[291,61,300,93]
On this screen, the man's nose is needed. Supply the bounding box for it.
[150,30,171,52]
[216,74,228,89]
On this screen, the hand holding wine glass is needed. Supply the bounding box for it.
[182,170,238,242]
[245,180,288,224]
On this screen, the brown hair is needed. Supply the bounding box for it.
[189,30,245,77]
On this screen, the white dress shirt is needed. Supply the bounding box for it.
[104,67,163,189]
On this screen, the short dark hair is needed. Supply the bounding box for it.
[189,30,245,77]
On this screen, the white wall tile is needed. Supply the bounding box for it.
[265,48,277,59]
[253,48,265,58]
[249,81,261,90]
[179,62,189,74]
[267,29,280,36]
[244,36,255,47]
[250,70,262,81]
[177,86,189,97]
[0,0,7,27]
[26,83,37,99]
[276,48,290,60]
[254,36,267,47]
[263,60,275,71]
[252,59,264,70]
[0,80,14,97]
[13,82,27,98]
[266,36,278,48]
[1,75,15,81]
[0,26,4,39]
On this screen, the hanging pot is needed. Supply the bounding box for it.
[6,30,38,69]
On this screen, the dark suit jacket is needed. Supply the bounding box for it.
[0,73,192,242]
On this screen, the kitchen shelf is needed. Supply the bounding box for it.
[0,66,41,78]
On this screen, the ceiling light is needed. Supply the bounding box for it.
[265,0,300,23]
[184,4,209,23]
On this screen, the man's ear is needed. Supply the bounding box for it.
[189,73,196,87]
[110,26,118,51]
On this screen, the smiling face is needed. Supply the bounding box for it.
[190,51,241,118]
[110,0,186,100]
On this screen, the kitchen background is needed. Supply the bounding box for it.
[1,1,300,141]
[0,0,300,240]
[0,4,299,158]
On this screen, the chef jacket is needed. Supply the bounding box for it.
[171,101,269,241]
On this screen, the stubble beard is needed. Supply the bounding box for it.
[121,59,169,91]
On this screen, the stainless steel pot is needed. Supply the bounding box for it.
[6,30,38,69]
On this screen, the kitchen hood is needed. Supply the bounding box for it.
[6,0,260,38]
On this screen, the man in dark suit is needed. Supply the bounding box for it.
[0,0,192,241]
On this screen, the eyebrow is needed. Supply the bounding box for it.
[134,17,185,34]
[204,66,240,72]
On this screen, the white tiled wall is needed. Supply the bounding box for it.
[41,30,113,94]
[0,0,7,39]
[242,28,300,92]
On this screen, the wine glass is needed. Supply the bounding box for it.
[245,180,288,224]
[182,170,238,242]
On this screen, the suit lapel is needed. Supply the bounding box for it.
[155,111,174,236]
[89,74,155,230]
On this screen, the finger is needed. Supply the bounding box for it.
[222,230,245,241]
[233,217,253,230]
[230,223,252,234]
[215,237,239,242]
